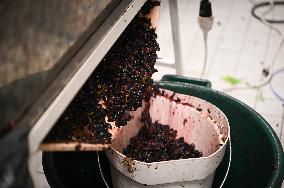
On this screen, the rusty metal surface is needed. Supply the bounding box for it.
[0,0,112,86]
[0,0,118,128]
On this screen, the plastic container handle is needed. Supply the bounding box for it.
[160,74,212,88]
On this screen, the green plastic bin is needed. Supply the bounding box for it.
[42,75,284,188]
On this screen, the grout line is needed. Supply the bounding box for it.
[183,32,201,65]
[253,88,260,109]
[262,4,276,68]
[246,4,278,113]
[263,23,273,67]
[205,0,235,77]
[232,7,253,76]
[280,104,284,140]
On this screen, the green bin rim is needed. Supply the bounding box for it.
[157,78,284,187]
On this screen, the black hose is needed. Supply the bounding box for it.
[251,1,284,24]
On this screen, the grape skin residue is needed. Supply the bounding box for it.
[44,1,160,144]
[123,111,203,163]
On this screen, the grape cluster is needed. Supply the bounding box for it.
[123,111,203,162]
[44,0,160,144]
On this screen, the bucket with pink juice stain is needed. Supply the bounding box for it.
[105,89,230,188]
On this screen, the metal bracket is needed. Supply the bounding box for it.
[28,1,146,187]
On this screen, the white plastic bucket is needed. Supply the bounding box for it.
[105,89,230,188]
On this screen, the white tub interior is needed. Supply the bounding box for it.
[111,89,229,157]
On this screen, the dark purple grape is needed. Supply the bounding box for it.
[123,114,203,162]
[44,0,160,145]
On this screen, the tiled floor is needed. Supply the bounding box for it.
[154,0,284,148]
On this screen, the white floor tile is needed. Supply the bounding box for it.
[261,113,283,137]
[260,85,274,99]
[213,49,240,65]
[183,70,204,79]
[238,51,265,68]
[255,97,283,117]
[153,64,176,81]
[270,70,284,101]
[157,0,284,147]
[207,73,235,91]
[227,91,257,108]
